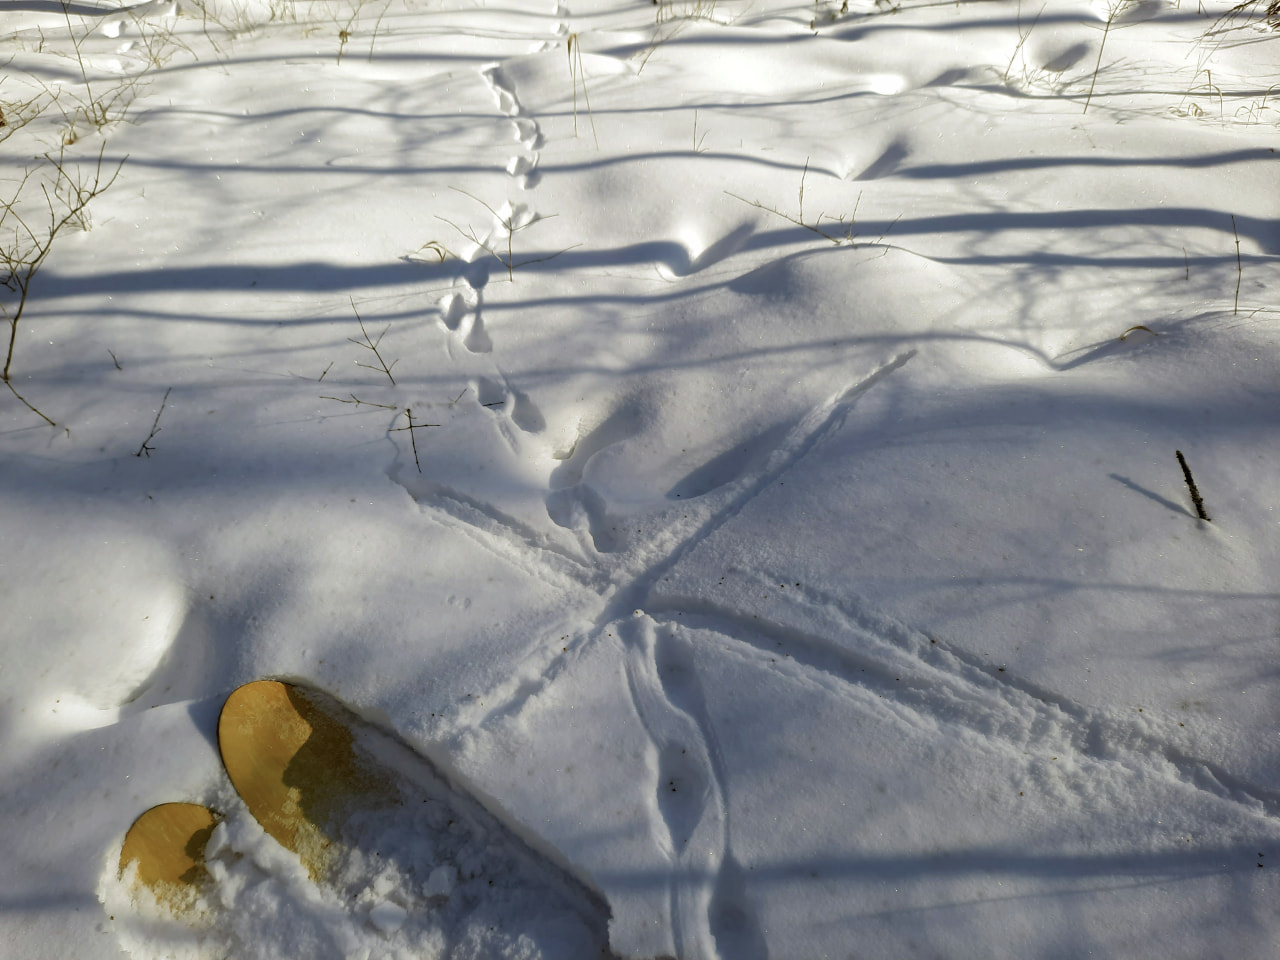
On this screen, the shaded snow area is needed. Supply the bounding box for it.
[1,0,1278,956]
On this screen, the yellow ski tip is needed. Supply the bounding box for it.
[119,802,219,908]
[218,680,391,877]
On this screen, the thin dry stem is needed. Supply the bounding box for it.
[321,393,398,409]
[2,145,124,424]
[1231,215,1241,314]
[567,34,600,150]
[134,387,172,457]
[347,298,398,384]
[390,406,440,472]
[1083,4,1119,114]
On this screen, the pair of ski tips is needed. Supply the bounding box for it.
[119,680,388,913]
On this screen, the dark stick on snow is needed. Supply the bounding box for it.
[390,407,439,473]
[1231,215,1242,315]
[1175,450,1209,521]
[135,387,172,457]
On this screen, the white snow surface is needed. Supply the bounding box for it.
[1,0,1278,957]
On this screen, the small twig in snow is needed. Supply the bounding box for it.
[320,393,398,410]
[1176,449,1210,521]
[135,387,172,457]
[4,377,54,425]
[390,406,439,472]
[347,297,397,384]
[1231,214,1241,315]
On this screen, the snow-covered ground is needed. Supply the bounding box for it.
[1,0,1278,956]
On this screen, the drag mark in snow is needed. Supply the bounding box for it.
[419,484,600,592]
[621,615,723,960]
[412,350,915,958]
[412,333,1280,951]
[644,575,1280,824]
[624,349,918,597]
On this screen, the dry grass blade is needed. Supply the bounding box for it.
[567,34,599,150]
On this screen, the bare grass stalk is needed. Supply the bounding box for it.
[347,298,398,384]
[134,387,172,457]
[1004,0,1046,86]
[1,145,125,424]
[567,34,599,149]
[692,109,709,153]
[1231,214,1241,314]
[1176,67,1225,121]
[1206,0,1280,45]
[410,240,452,263]
[0,87,47,146]
[130,11,200,70]
[437,189,577,281]
[655,0,719,25]
[1084,1,1129,114]
[727,159,899,248]
[320,392,398,409]
[390,407,439,472]
[367,0,394,60]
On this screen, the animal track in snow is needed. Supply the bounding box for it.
[401,352,918,957]
[430,55,546,369]
[404,338,1280,955]
[437,287,475,334]
[506,153,538,180]
[513,117,542,150]
[474,375,546,435]
[622,616,723,960]
[531,3,570,51]
[545,482,618,554]
[543,401,653,554]
[436,282,491,355]
[481,66,544,191]
[417,43,554,456]
[453,372,546,456]
[463,315,492,354]
[646,569,1280,822]
[437,198,535,357]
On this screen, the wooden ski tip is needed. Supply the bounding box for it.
[218,680,393,877]
[119,802,219,906]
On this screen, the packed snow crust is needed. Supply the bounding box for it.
[0,0,1277,957]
